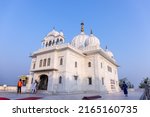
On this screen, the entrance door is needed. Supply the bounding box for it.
[38,75,48,90]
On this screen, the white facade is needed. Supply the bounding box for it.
[29,23,120,94]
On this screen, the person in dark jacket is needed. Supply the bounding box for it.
[144,81,150,100]
[122,81,128,97]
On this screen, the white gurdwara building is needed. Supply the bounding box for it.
[29,23,119,94]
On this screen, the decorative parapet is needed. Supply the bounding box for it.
[83,47,119,67]
[30,43,84,57]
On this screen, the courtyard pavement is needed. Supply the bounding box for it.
[0,89,143,100]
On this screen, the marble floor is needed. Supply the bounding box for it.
[0,89,143,100]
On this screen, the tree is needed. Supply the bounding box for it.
[139,77,150,88]
[119,77,134,90]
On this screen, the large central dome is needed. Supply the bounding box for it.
[71,22,88,49]
[71,32,88,49]
[71,23,100,50]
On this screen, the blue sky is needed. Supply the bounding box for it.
[0,0,150,87]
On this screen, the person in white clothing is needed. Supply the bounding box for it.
[31,80,38,94]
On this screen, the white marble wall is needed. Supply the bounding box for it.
[29,45,119,94]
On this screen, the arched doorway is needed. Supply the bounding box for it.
[38,75,48,90]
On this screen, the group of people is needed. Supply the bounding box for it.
[122,81,150,100]
[17,79,38,94]
[17,79,150,100]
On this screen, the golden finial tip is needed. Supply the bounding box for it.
[81,22,84,32]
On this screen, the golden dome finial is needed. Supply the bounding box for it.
[81,22,84,32]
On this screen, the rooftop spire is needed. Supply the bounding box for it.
[105,45,108,50]
[90,29,93,34]
[81,22,84,32]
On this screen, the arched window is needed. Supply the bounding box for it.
[47,58,50,66]
[101,62,103,68]
[59,76,62,84]
[46,42,48,47]
[43,59,46,66]
[107,66,112,72]
[39,59,42,67]
[75,61,77,67]
[88,77,92,85]
[49,41,52,46]
[102,77,104,85]
[88,62,91,67]
[60,39,63,43]
[56,38,59,44]
[60,58,63,65]
[52,40,55,45]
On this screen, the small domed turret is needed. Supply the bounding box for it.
[42,28,65,48]
[59,31,64,37]
[85,29,100,48]
[107,51,114,58]
[47,28,59,37]
[105,46,114,58]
